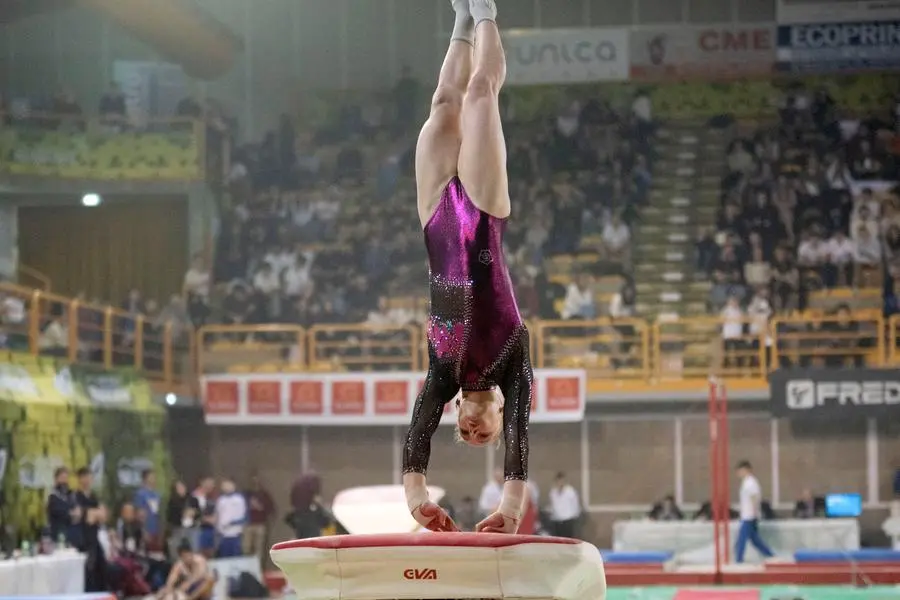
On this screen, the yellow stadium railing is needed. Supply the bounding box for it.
[308,324,421,372]
[197,313,892,388]
[197,324,305,374]
[16,264,52,292]
[654,316,769,381]
[4,281,892,393]
[770,312,884,370]
[0,282,194,386]
[534,318,650,381]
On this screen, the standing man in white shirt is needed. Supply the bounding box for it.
[548,472,582,538]
[735,460,774,563]
[477,469,504,519]
[215,478,247,558]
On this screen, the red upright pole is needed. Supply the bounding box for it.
[708,380,722,575]
[720,382,732,565]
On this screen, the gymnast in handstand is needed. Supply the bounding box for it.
[402,0,533,536]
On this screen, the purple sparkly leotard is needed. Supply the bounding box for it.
[403,177,534,481]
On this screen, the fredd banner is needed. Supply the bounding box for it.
[776,20,900,73]
[630,24,776,80]
[769,368,900,419]
[202,370,586,425]
[504,28,629,84]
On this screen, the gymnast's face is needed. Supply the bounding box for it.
[456,389,502,447]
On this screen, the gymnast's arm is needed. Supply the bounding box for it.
[499,331,534,519]
[401,365,457,512]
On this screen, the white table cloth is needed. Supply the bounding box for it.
[612,518,860,564]
[0,551,86,595]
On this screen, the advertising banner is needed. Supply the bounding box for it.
[777,0,900,25]
[776,20,900,73]
[0,357,158,412]
[202,370,586,425]
[769,368,900,418]
[630,24,776,81]
[0,127,201,181]
[504,28,629,84]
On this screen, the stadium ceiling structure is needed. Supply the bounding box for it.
[0,0,243,79]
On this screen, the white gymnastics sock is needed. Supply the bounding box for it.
[468,0,497,26]
[451,0,474,45]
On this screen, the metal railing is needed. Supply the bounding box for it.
[3,281,895,387]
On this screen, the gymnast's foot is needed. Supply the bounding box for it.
[469,0,497,25]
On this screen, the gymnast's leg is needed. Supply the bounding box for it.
[457,0,510,219]
[415,1,475,227]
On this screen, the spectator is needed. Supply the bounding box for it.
[851,140,885,180]
[548,472,581,538]
[215,478,247,558]
[158,295,193,343]
[648,495,684,521]
[193,478,218,559]
[744,234,772,289]
[747,288,773,364]
[283,252,314,300]
[98,82,127,128]
[133,469,162,550]
[721,295,745,368]
[166,480,200,558]
[734,460,774,564]
[770,245,799,311]
[478,469,504,519]
[47,467,80,544]
[826,229,855,286]
[285,473,329,540]
[39,309,68,356]
[602,214,631,263]
[183,253,211,301]
[244,475,275,567]
[75,467,105,591]
[252,262,282,320]
[116,503,145,557]
[853,223,882,268]
[222,284,256,327]
[159,540,215,600]
[793,489,822,519]
[561,274,596,320]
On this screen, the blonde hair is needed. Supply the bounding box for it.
[454,388,503,448]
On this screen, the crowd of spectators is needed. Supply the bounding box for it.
[187,77,649,337]
[700,87,900,322]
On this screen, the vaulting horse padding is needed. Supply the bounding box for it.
[271,532,606,600]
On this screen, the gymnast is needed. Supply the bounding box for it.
[402,0,533,536]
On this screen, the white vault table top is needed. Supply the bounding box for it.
[271,532,607,600]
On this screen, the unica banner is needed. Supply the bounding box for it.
[0,126,202,181]
[606,587,900,600]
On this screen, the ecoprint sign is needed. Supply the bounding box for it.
[770,368,900,418]
[776,20,900,72]
[504,28,628,84]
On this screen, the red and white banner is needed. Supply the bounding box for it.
[202,370,586,426]
[630,24,776,81]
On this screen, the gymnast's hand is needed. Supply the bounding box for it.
[412,502,460,533]
[475,511,519,534]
